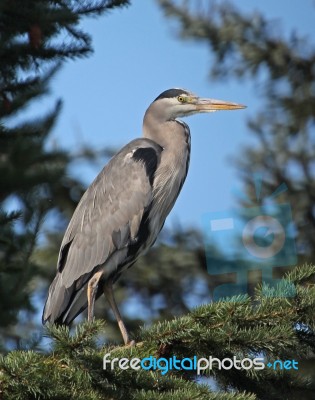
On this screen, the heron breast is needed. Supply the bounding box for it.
[147,147,190,246]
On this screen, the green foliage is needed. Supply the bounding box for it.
[0,0,130,348]
[1,265,315,399]
[158,0,315,262]
[1,0,315,397]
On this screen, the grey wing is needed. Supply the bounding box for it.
[42,138,162,324]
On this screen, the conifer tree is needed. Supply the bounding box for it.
[0,265,314,399]
[158,0,315,262]
[1,1,315,398]
[0,0,130,349]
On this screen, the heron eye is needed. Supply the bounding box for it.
[177,96,185,103]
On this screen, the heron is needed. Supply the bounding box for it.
[43,88,245,345]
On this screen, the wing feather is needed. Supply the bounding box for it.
[43,138,162,323]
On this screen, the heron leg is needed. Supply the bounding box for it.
[103,281,133,346]
[87,271,103,322]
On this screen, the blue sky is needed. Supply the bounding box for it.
[44,0,314,230]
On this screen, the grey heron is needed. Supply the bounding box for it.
[43,88,245,345]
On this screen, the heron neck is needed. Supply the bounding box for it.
[142,114,188,150]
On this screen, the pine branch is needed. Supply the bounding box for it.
[1,265,314,399]
[0,0,130,346]
[73,0,131,16]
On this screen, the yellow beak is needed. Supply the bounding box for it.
[195,98,246,112]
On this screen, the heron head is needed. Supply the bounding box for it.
[150,88,246,120]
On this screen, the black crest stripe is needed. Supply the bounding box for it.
[154,88,190,102]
